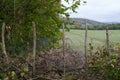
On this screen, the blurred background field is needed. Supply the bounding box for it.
[65,29,120,49]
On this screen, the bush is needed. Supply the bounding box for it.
[86,45,120,80]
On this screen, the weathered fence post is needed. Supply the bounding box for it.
[84,19,88,80]
[106,26,111,57]
[62,22,66,80]
[14,0,16,25]
[32,21,36,75]
[84,19,88,64]
[2,22,9,63]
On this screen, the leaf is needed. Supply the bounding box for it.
[22,63,29,72]
[11,71,16,77]
[20,73,25,77]
[3,77,9,80]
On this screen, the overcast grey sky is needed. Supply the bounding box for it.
[62,0,120,22]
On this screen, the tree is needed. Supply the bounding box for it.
[0,0,81,54]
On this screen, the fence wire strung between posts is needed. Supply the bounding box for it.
[1,20,118,80]
[0,21,85,80]
[1,0,120,79]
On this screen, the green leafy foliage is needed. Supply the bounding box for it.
[85,44,120,80]
[0,56,30,80]
[0,0,68,54]
[0,0,81,54]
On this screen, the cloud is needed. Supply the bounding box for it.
[63,0,120,22]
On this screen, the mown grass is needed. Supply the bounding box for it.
[65,29,120,49]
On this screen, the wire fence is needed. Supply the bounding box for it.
[1,21,120,80]
[64,29,119,50]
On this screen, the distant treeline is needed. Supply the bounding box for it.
[70,23,120,30]
[89,23,120,30]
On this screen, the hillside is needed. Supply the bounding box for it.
[66,18,120,30]
[69,18,106,27]
[71,18,105,26]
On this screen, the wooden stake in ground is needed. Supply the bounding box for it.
[62,23,66,80]
[2,22,9,63]
[14,0,16,25]
[84,19,88,80]
[32,21,36,75]
[84,19,88,64]
[106,26,111,57]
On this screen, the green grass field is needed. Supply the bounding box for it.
[65,30,120,49]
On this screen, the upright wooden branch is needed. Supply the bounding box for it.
[84,19,88,80]
[2,22,9,63]
[32,21,36,75]
[14,0,16,25]
[62,23,66,80]
[106,27,110,57]
[84,19,88,64]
